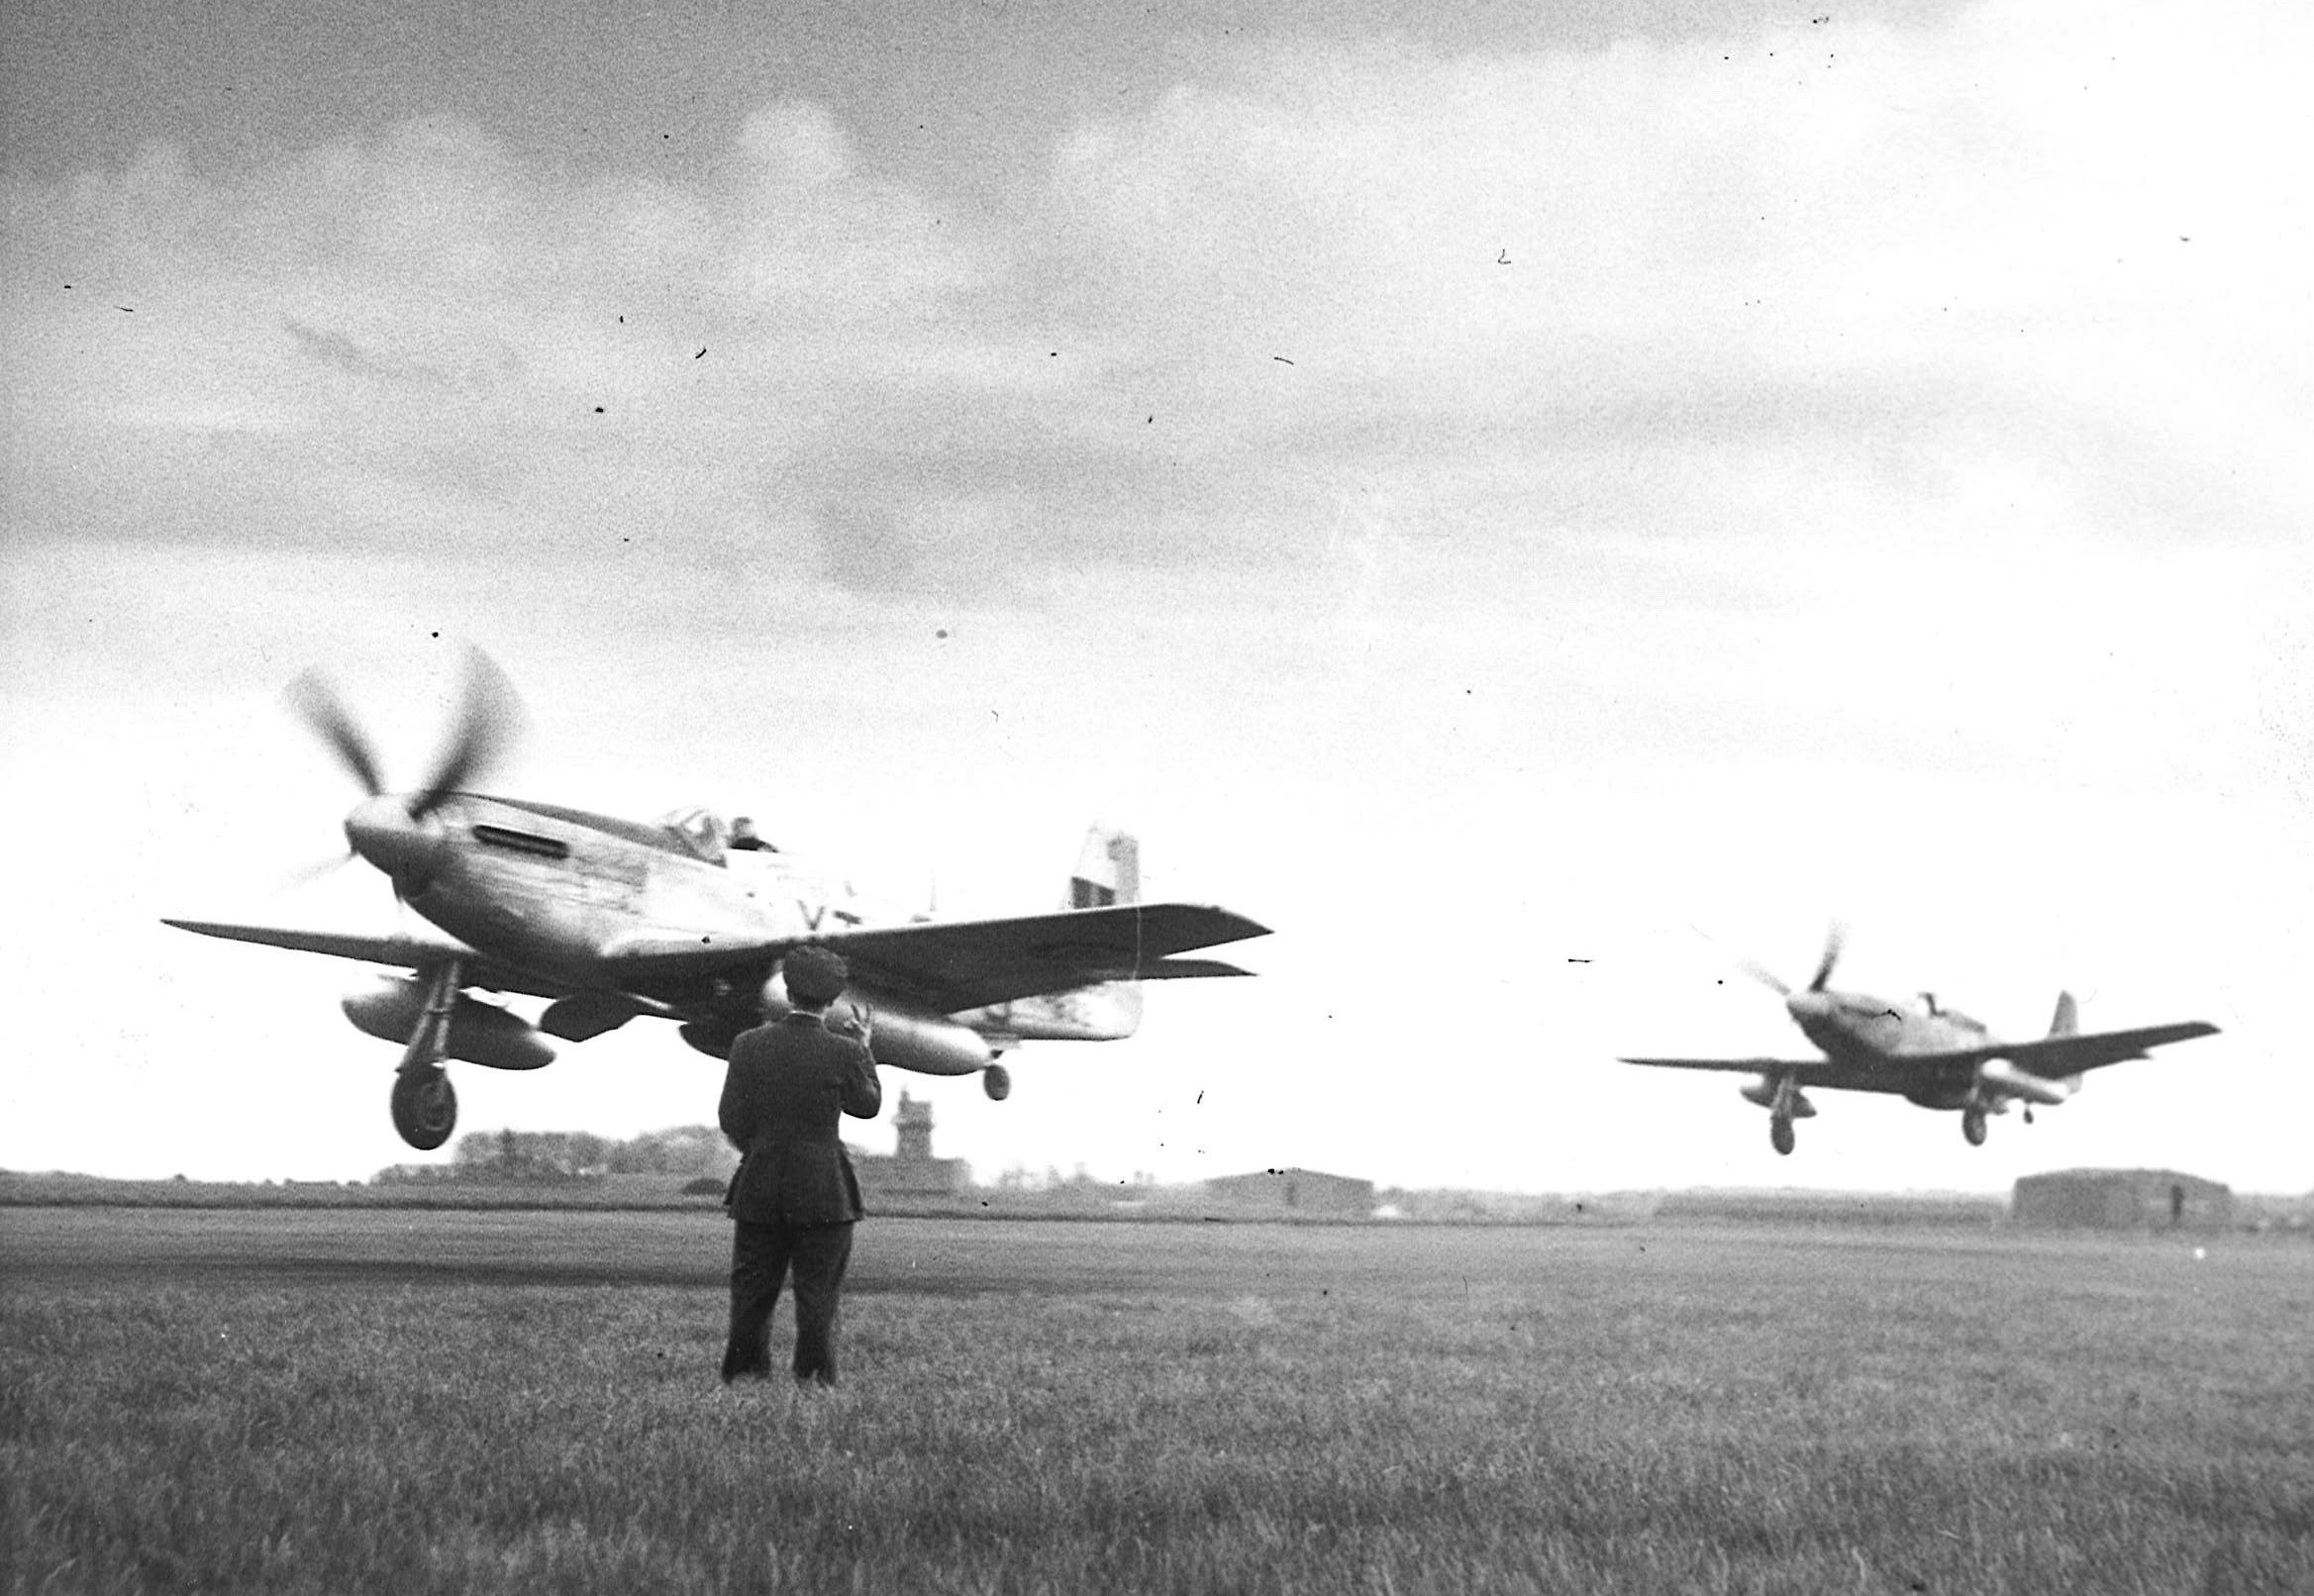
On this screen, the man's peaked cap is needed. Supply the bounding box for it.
[783,946,850,1006]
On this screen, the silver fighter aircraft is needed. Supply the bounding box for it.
[1622,928,2218,1154]
[165,652,1269,1150]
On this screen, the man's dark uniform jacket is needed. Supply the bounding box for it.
[719,1011,881,1223]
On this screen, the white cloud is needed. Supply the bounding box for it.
[1034,2,2313,529]
[734,101,858,189]
[9,3,2309,594]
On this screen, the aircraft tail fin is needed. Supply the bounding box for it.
[996,829,1145,1041]
[1067,827,1141,909]
[2049,991,2078,1038]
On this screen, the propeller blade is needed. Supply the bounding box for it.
[1806,923,1847,992]
[410,647,527,818]
[1736,958,1791,996]
[276,847,358,892]
[283,669,387,797]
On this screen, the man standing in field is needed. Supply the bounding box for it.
[718,946,881,1386]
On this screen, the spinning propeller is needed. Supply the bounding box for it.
[1737,922,1846,999]
[1732,923,1850,1035]
[283,648,526,890]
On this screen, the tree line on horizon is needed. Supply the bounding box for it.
[373,1126,737,1185]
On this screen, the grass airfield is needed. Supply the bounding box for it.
[4,1208,2308,1594]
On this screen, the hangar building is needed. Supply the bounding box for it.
[1204,1167,1374,1216]
[2011,1168,2233,1230]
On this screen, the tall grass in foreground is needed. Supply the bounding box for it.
[5,1225,2309,1594]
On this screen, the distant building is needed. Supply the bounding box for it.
[2012,1168,2233,1230]
[1204,1167,1374,1216]
[850,1091,967,1202]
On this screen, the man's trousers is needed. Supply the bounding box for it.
[722,1218,855,1385]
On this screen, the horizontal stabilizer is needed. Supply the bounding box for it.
[1052,956,1258,987]
[1119,957,1258,982]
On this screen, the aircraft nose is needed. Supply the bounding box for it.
[1784,990,1831,1025]
[345,794,445,885]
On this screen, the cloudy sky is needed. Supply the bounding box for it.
[5,0,2309,1195]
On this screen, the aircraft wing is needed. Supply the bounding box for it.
[1620,1056,1851,1083]
[1964,1021,2220,1077]
[164,918,482,968]
[159,919,560,998]
[822,902,1270,1013]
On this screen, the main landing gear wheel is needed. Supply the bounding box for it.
[391,1066,458,1150]
[1769,1116,1796,1156]
[1962,1106,1988,1147]
[982,1063,1012,1102]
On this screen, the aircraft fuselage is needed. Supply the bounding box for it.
[1777,989,2002,1108]
[1785,989,1987,1065]
[355,792,1139,1065]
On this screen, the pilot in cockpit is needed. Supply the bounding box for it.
[729,815,774,852]
[659,805,734,864]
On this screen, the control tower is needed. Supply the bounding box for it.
[894,1092,936,1162]
[851,1089,967,1200]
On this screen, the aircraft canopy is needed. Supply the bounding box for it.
[656,805,731,864]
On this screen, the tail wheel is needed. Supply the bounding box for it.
[1962,1106,1988,1147]
[391,1066,458,1150]
[1769,1116,1796,1156]
[982,1063,1012,1102]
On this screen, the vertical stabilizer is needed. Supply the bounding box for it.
[2049,991,2078,1037]
[1067,828,1141,909]
[975,828,1147,1041]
